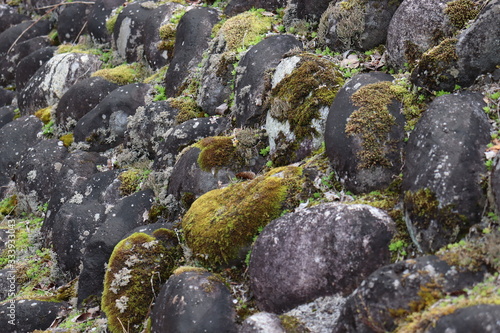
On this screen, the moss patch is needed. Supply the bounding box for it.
[34,106,52,124]
[170,96,204,123]
[91,63,144,85]
[59,133,74,147]
[444,0,479,29]
[328,0,366,50]
[194,136,237,171]
[102,232,180,333]
[182,166,307,266]
[158,23,177,59]
[0,195,17,218]
[118,169,151,196]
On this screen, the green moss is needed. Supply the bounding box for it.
[444,0,479,29]
[34,106,52,124]
[279,315,310,332]
[172,266,207,275]
[170,97,204,123]
[182,166,306,266]
[102,232,180,333]
[193,136,237,171]
[118,169,151,196]
[106,5,125,33]
[59,133,74,147]
[91,63,144,85]
[0,195,17,218]
[331,0,366,50]
[158,23,177,59]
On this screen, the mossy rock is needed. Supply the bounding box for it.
[102,232,180,333]
[182,165,309,266]
[91,63,145,85]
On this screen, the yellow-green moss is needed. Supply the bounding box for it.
[59,133,74,147]
[0,195,17,217]
[170,96,204,123]
[182,166,306,266]
[158,23,177,58]
[34,106,52,124]
[193,136,237,171]
[91,63,143,85]
[172,266,207,276]
[106,5,125,33]
[444,0,479,29]
[102,232,180,333]
[279,315,310,332]
[118,169,151,196]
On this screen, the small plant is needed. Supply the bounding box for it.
[153,85,166,101]
[42,120,55,136]
[266,160,273,168]
[389,239,408,261]
[259,146,270,156]
[434,90,450,97]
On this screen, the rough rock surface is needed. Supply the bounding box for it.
[239,312,286,333]
[0,20,51,56]
[427,304,500,333]
[87,0,126,44]
[57,3,92,43]
[15,46,56,92]
[0,300,65,333]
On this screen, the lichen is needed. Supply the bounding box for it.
[102,232,180,333]
[181,166,307,266]
[91,63,144,85]
[444,0,479,29]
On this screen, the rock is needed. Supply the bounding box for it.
[73,83,152,152]
[333,255,486,333]
[102,230,180,333]
[427,304,500,333]
[15,46,57,92]
[151,268,238,333]
[0,36,51,86]
[240,312,286,333]
[232,34,303,127]
[113,1,156,63]
[318,0,402,52]
[386,0,455,70]
[18,52,102,116]
[153,116,230,169]
[77,189,154,305]
[325,72,405,194]
[411,0,500,91]
[0,269,17,302]
[266,53,343,166]
[224,0,287,16]
[143,2,185,70]
[55,76,119,128]
[15,139,68,213]
[0,299,65,333]
[0,106,15,129]
[403,92,490,253]
[249,202,395,313]
[284,0,331,25]
[87,0,126,44]
[0,20,52,56]
[57,3,92,43]
[163,7,219,97]
[0,6,29,34]
[0,88,15,107]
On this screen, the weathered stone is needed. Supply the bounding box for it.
[249,203,395,313]
[0,106,15,129]
[57,3,92,43]
[18,52,102,116]
[0,6,29,34]
[15,46,56,92]
[0,88,15,107]
[284,0,331,25]
[239,312,286,333]
[427,304,500,333]
[0,20,51,56]
[403,92,490,253]
[325,72,404,194]
[224,0,287,16]
[151,269,238,333]
[87,0,126,44]
[0,299,65,333]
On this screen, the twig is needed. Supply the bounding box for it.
[73,20,88,44]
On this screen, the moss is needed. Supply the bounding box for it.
[172,266,207,276]
[91,63,143,85]
[106,5,125,33]
[170,96,204,123]
[118,169,151,196]
[182,166,306,266]
[59,133,74,147]
[193,136,237,171]
[0,195,17,218]
[158,23,177,59]
[331,0,366,50]
[34,106,52,124]
[102,232,179,333]
[444,0,479,29]
[436,239,485,272]
[279,315,310,332]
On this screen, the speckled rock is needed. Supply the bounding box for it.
[318,0,402,52]
[0,88,15,107]
[77,189,154,305]
[57,3,92,43]
[18,52,102,116]
[284,0,332,25]
[249,203,395,313]
[73,83,153,152]
[0,20,51,56]
[325,72,404,194]
[239,312,286,333]
[15,46,56,92]
[403,92,490,253]
[163,7,219,97]
[153,116,230,169]
[87,0,126,44]
[151,269,238,333]
[0,299,65,333]
[224,0,287,16]
[427,304,500,333]
[333,255,486,333]
[386,0,454,70]
[0,106,15,129]
[0,6,29,34]
[55,76,119,128]
[232,34,303,127]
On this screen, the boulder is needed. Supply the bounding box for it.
[57,3,92,43]
[231,34,303,127]
[224,0,287,16]
[0,6,29,34]
[403,92,490,253]
[163,7,219,97]
[0,106,15,129]
[18,52,102,116]
[239,312,286,333]
[87,0,126,44]
[15,46,56,91]
[55,76,119,128]
[325,72,405,194]
[284,0,331,25]
[0,20,51,56]
[151,268,238,333]
[427,304,500,333]
[0,269,17,302]
[0,299,65,333]
[249,203,395,313]
[0,88,15,107]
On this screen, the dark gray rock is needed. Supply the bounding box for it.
[325,72,404,194]
[151,270,238,333]
[284,0,331,25]
[0,88,15,107]
[0,106,15,129]
[249,203,395,314]
[0,6,29,34]
[57,3,92,43]
[153,116,230,169]
[411,0,500,91]
[428,304,500,333]
[87,0,126,44]
[0,269,17,302]
[77,189,154,305]
[0,299,65,333]
[15,139,68,213]
[55,76,119,128]
[0,20,51,56]
[318,0,402,52]
[164,7,219,97]
[15,46,56,92]
[239,312,286,333]
[386,0,454,70]
[18,52,102,116]
[232,34,303,127]
[403,92,490,253]
[333,255,486,333]
[224,0,287,16]
[73,83,152,152]
[0,36,51,86]
[143,2,185,70]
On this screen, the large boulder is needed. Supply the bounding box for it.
[325,72,405,194]
[403,92,490,253]
[18,52,102,116]
[15,46,57,91]
[151,268,238,333]
[87,0,126,44]
[163,7,219,97]
[249,203,395,313]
